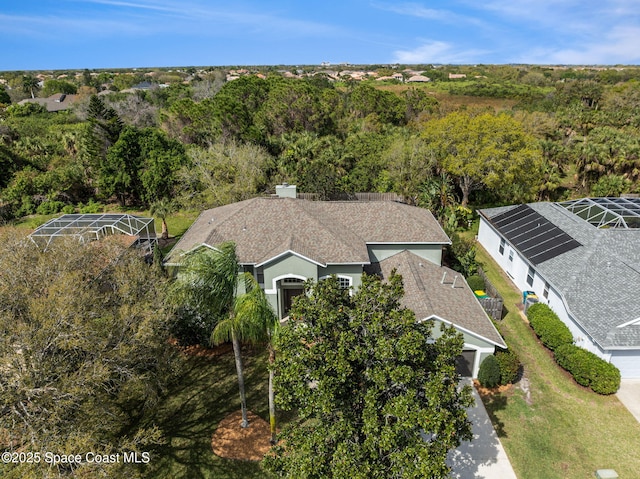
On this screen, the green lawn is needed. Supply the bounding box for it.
[476,245,640,479]
[141,347,275,479]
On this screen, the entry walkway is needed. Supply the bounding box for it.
[448,381,518,479]
[617,379,640,423]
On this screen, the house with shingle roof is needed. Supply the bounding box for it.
[18,93,77,112]
[167,185,506,377]
[478,197,640,378]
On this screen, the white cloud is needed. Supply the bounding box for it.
[0,13,148,37]
[517,25,640,64]
[392,40,489,64]
[373,2,485,26]
[4,1,341,40]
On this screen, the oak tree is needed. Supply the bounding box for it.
[0,229,177,479]
[264,274,473,479]
[422,111,542,206]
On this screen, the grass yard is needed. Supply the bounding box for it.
[141,347,276,479]
[476,245,640,479]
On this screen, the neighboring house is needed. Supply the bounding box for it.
[166,185,506,377]
[478,197,640,378]
[407,75,431,82]
[18,93,77,112]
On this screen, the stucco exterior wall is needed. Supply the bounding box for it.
[318,264,363,290]
[428,317,497,378]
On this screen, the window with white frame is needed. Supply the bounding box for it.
[499,238,505,255]
[527,266,535,286]
[319,275,352,290]
[543,282,549,299]
[508,250,514,262]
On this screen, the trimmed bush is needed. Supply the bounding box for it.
[495,348,521,385]
[527,303,573,351]
[478,354,501,388]
[555,344,621,395]
[590,360,621,395]
[466,274,485,292]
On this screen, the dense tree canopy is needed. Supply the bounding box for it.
[422,111,543,206]
[263,274,473,478]
[0,229,177,479]
[1,65,640,221]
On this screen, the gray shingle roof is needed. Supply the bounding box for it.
[166,197,449,265]
[378,250,506,348]
[481,201,640,349]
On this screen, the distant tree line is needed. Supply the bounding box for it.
[1,66,639,224]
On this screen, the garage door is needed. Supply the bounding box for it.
[455,350,476,377]
[610,351,640,379]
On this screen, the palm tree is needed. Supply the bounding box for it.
[22,75,40,99]
[149,198,175,240]
[172,241,277,429]
[212,275,277,428]
[266,322,279,444]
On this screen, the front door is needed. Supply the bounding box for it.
[282,287,304,317]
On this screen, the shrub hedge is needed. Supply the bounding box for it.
[526,303,573,351]
[555,344,621,395]
[495,348,521,385]
[478,354,501,388]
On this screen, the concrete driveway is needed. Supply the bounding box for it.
[617,379,640,423]
[448,381,518,479]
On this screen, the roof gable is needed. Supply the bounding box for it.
[378,250,506,348]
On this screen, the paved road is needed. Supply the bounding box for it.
[448,381,518,479]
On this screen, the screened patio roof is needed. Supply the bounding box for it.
[558,197,640,229]
[29,213,156,250]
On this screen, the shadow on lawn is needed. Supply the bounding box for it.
[142,347,271,479]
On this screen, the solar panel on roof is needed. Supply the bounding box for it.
[489,205,581,265]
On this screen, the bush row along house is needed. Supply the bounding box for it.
[478,197,640,378]
[166,185,506,378]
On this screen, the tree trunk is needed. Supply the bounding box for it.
[161,218,169,240]
[460,175,471,208]
[232,332,249,428]
[268,346,277,444]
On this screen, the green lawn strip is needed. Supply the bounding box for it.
[141,347,275,479]
[476,245,640,479]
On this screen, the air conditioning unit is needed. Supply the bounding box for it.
[595,469,618,479]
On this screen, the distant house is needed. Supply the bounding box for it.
[478,198,640,378]
[18,93,77,112]
[166,185,506,377]
[407,75,431,82]
[448,73,467,79]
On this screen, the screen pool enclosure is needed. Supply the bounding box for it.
[29,213,157,252]
[559,197,640,229]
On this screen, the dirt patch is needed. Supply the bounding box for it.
[474,379,514,398]
[211,411,273,461]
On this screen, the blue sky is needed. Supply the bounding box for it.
[2,0,640,70]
